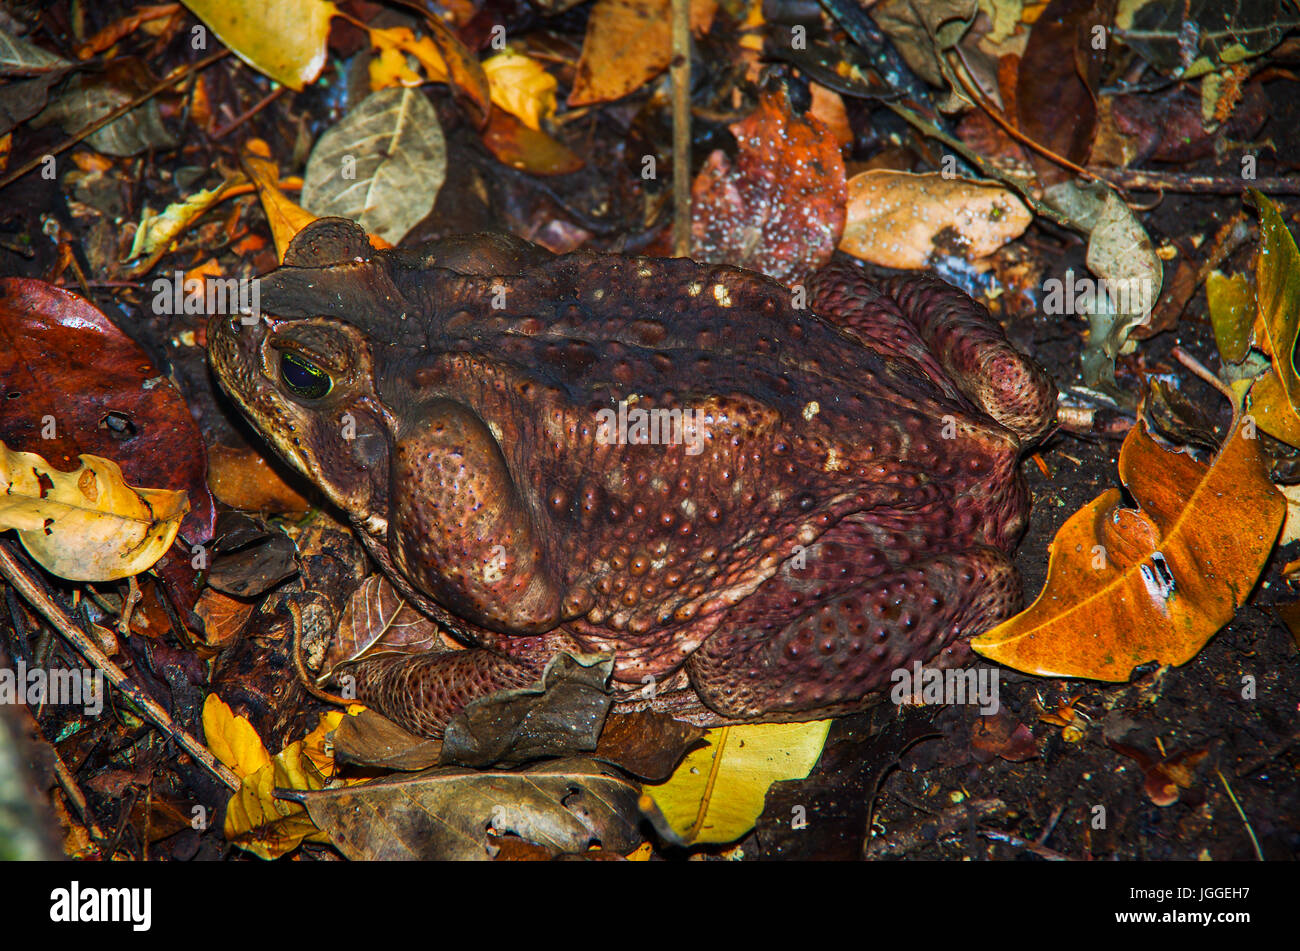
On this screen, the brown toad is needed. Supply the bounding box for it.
[208,218,1056,736]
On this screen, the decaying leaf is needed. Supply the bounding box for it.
[323,573,454,680]
[0,279,216,541]
[869,0,977,87]
[330,708,444,771]
[593,711,706,783]
[0,441,188,581]
[839,170,1031,270]
[1015,0,1107,187]
[972,416,1284,680]
[1042,181,1162,391]
[35,58,174,156]
[646,720,830,845]
[480,108,584,176]
[440,652,614,768]
[301,86,446,246]
[297,759,646,860]
[181,0,334,90]
[1115,0,1298,79]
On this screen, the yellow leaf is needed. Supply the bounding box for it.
[646,720,830,845]
[0,442,188,581]
[482,50,557,131]
[239,142,319,262]
[216,709,351,859]
[367,25,449,90]
[1245,189,1300,445]
[125,182,236,266]
[202,694,271,779]
[181,0,335,90]
[369,45,425,90]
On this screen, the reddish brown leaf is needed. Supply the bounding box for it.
[1015,0,1112,185]
[0,278,215,542]
[689,85,846,282]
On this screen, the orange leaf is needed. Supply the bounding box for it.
[239,144,319,263]
[568,0,716,107]
[972,417,1284,680]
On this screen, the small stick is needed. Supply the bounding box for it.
[1090,168,1300,195]
[670,0,691,257]
[1216,766,1264,860]
[0,542,239,791]
[0,48,229,192]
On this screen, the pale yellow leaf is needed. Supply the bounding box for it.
[646,720,830,845]
[0,442,188,581]
[182,0,335,90]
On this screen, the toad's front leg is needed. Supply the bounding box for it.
[389,398,565,633]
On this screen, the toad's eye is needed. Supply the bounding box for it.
[279,352,332,399]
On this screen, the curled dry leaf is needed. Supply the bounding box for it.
[0,441,188,581]
[298,759,646,860]
[972,417,1284,680]
[646,720,830,846]
[839,170,1031,270]
[181,0,334,90]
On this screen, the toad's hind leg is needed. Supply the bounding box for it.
[686,519,1021,720]
[343,644,552,738]
[877,272,1056,443]
[810,263,1055,443]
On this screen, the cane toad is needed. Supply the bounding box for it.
[209,218,1056,736]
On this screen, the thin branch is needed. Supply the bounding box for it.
[0,542,239,791]
[670,0,692,257]
[1089,167,1300,194]
[0,48,229,192]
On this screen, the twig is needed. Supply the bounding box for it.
[0,48,229,192]
[211,85,287,140]
[1090,168,1300,195]
[0,542,239,791]
[1216,766,1264,860]
[670,0,691,257]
